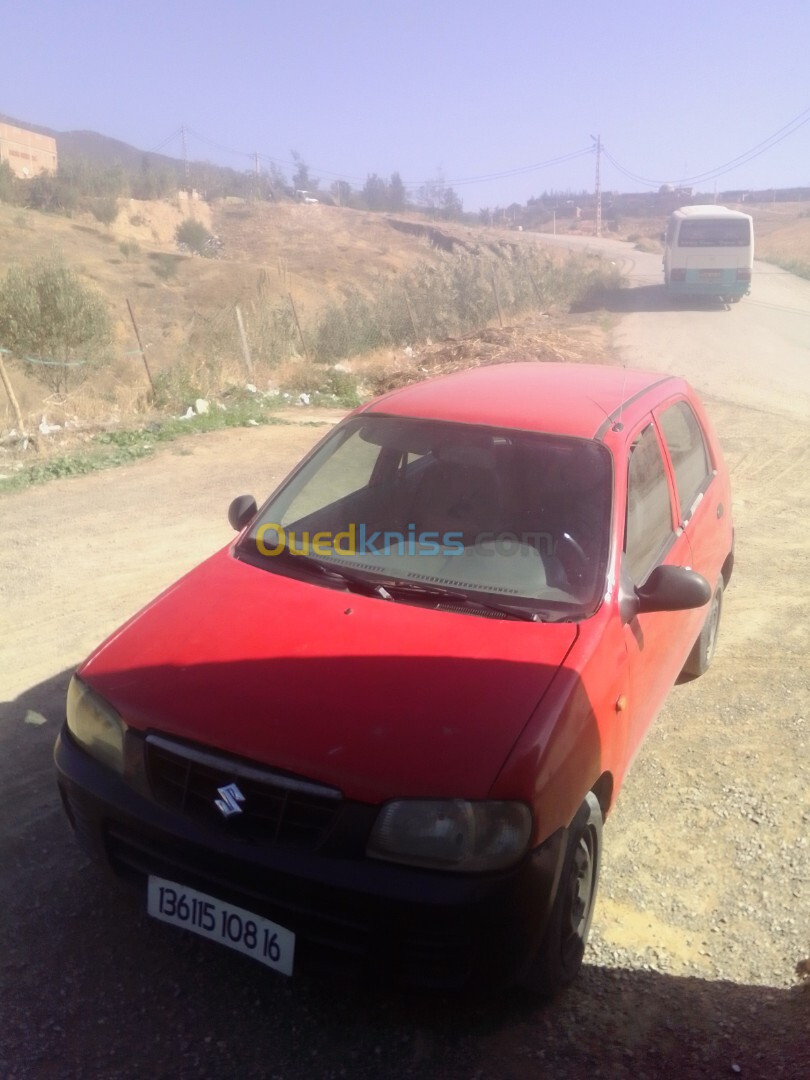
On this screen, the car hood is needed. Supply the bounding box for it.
[79,549,578,803]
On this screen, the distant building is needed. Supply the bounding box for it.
[0,122,57,178]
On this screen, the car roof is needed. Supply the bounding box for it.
[672,204,752,221]
[363,361,683,439]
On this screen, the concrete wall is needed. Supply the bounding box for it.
[0,123,58,178]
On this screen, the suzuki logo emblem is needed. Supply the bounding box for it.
[215,782,245,818]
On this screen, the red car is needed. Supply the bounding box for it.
[55,361,733,993]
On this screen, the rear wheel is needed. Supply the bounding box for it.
[682,581,723,678]
[521,792,602,996]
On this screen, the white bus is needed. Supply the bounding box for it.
[663,205,754,303]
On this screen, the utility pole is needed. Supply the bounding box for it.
[181,125,190,193]
[591,134,602,237]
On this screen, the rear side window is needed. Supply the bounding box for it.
[658,401,713,520]
[625,424,674,583]
[677,219,750,247]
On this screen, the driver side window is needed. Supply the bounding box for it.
[625,424,675,583]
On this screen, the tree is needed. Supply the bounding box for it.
[362,173,388,211]
[23,171,78,214]
[131,155,177,200]
[387,172,407,212]
[291,151,317,192]
[0,257,112,395]
[331,180,352,206]
[416,175,446,215]
[440,187,463,220]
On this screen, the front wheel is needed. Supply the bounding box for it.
[520,792,602,996]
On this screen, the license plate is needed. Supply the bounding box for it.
[699,268,722,280]
[147,876,295,975]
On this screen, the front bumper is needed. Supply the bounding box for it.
[54,724,566,989]
[665,274,750,299]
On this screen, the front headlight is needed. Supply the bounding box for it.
[367,799,532,872]
[66,675,127,774]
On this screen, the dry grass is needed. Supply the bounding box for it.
[746,202,810,273]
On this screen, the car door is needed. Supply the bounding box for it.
[621,417,694,763]
[654,397,727,589]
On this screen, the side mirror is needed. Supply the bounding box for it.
[635,565,711,614]
[228,494,258,532]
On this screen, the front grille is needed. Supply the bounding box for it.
[144,735,342,850]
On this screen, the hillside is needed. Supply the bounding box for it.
[0,194,572,352]
[0,195,616,440]
[1,185,808,457]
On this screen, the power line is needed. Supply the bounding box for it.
[170,127,595,191]
[146,103,809,198]
[148,128,183,154]
[603,104,810,188]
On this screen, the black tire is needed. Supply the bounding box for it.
[521,791,602,996]
[682,581,723,678]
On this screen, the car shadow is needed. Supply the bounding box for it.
[571,284,733,314]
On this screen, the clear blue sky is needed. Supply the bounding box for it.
[4,0,809,210]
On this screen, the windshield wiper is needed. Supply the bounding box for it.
[283,552,384,592]
[239,543,384,592]
[373,580,546,622]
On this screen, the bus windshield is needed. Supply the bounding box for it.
[678,219,751,247]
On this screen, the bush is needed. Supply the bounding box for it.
[0,256,113,395]
[89,197,119,226]
[150,253,183,281]
[175,218,214,255]
[0,161,18,205]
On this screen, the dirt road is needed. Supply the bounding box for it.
[1,256,808,1078]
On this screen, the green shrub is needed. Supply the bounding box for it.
[152,366,206,410]
[89,197,119,226]
[0,255,112,395]
[150,253,183,281]
[175,218,214,255]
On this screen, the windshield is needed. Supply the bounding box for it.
[677,218,751,247]
[238,415,613,618]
